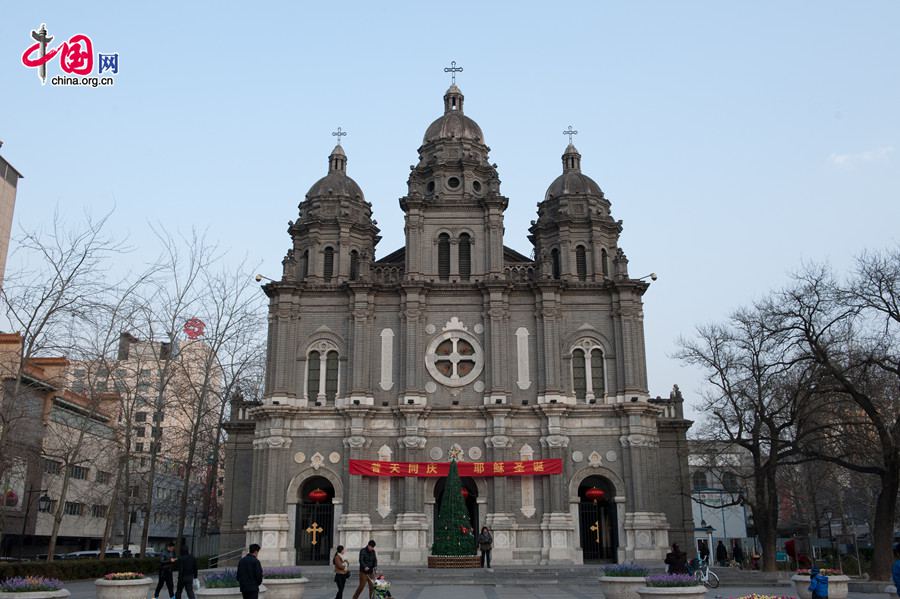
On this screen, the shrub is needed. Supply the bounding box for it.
[797,568,843,576]
[0,576,64,592]
[0,557,159,582]
[603,563,649,577]
[645,574,699,587]
[264,566,303,579]
[203,570,239,588]
[102,572,146,581]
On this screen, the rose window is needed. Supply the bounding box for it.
[426,330,484,388]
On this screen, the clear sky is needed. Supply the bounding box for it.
[2,2,899,420]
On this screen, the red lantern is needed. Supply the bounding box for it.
[4,490,17,507]
[460,487,469,499]
[307,488,329,503]
[584,487,605,502]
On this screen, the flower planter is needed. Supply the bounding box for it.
[428,555,480,568]
[262,577,308,599]
[0,592,70,599]
[885,584,897,599]
[599,576,647,599]
[637,585,707,599]
[95,577,153,599]
[791,574,850,599]
[197,585,267,598]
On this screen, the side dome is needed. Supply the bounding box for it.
[544,144,604,201]
[422,85,485,144]
[305,144,365,201]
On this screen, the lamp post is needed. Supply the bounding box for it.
[700,519,715,562]
[18,488,51,559]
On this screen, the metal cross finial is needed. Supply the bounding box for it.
[563,125,578,144]
[444,60,463,85]
[332,126,347,145]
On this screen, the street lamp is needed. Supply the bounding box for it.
[18,489,50,559]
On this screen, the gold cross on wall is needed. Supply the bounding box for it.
[306,521,324,545]
[590,521,600,544]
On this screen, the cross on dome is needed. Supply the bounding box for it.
[443,60,463,85]
[563,125,578,144]
[332,126,347,145]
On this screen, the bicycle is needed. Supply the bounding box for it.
[689,557,720,588]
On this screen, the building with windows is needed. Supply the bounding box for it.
[221,83,693,565]
[0,144,22,287]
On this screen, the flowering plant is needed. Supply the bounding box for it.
[103,572,145,580]
[737,595,796,599]
[0,576,64,592]
[264,566,303,579]
[645,574,700,587]
[797,568,842,575]
[603,563,649,577]
[203,570,239,588]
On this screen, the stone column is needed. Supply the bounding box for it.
[539,404,576,563]
[244,428,294,565]
[400,287,426,406]
[337,409,373,550]
[393,407,429,564]
[537,286,564,403]
[348,289,374,406]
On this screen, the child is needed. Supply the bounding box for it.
[373,573,392,598]
[808,566,829,599]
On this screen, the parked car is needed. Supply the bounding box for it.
[62,550,100,559]
[35,554,64,561]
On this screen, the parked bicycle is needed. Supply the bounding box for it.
[688,556,720,588]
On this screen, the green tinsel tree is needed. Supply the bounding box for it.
[431,459,474,556]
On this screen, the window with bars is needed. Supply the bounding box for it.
[323,247,334,282]
[91,504,108,518]
[572,349,587,400]
[458,234,471,280]
[43,459,61,475]
[438,234,450,280]
[63,501,84,516]
[307,350,321,398]
[590,348,605,396]
[551,248,561,280]
[349,250,360,281]
[97,471,112,484]
[68,465,88,480]
[576,246,587,281]
[135,412,147,423]
[325,351,339,401]
[692,470,707,490]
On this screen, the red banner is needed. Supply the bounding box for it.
[349,459,562,478]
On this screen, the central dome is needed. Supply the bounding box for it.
[544,143,604,201]
[422,85,485,144]
[305,144,365,202]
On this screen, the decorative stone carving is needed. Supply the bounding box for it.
[515,327,532,390]
[329,451,341,464]
[425,324,436,334]
[346,435,367,449]
[442,317,470,332]
[425,325,484,388]
[425,381,437,393]
[379,329,394,391]
[605,450,618,462]
[542,435,570,448]
[310,452,324,470]
[429,446,443,460]
[571,450,584,463]
[399,436,427,449]
[473,323,484,334]
[485,435,513,448]
[588,451,603,468]
[378,444,393,460]
[293,451,306,464]
[619,434,660,448]
[468,446,483,460]
[473,380,485,392]
[266,436,291,449]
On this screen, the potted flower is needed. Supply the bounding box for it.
[95,572,152,599]
[0,576,69,599]
[599,563,649,599]
[262,566,308,599]
[792,568,849,599]
[638,574,706,599]
[199,570,267,598]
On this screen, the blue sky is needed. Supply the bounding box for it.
[2,2,899,419]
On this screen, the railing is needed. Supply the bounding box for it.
[208,546,244,569]
[504,264,537,283]
[371,265,404,285]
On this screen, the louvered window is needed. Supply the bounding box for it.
[572,349,586,400]
[349,250,359,281]
[551,248,561,280]
[576,246,587,281]
[459,234,471,280]
[438,234,450,281]
[323,247,334,282]
[307,351,320,398]
[300,250,309,280]
[325,351,339,401]
[591,349,605,396]
[601,249,609,278]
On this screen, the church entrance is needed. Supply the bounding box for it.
[295,477,334,565]
[578,476,617,562]
[433,476,479,542]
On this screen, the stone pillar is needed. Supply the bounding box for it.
[537,286,565,403]
[484,285,509,404]
[348,289,374,405]
[484,407,516,563]
[400,288,426,406]
[539,404,576,563]
[393,408,429,564]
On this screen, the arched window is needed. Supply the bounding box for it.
[349,250,359,281]
[307,350,321,399]
[572,348,587,400]
[438,233,450,281]
[590,348,605,396]
[325,351,339,401]
[722,471,739,492]
[458,233,471,280]
[323,247,334,283]
[300,250,309,280]
[692,470,708,491]
[551,248,561,280]
[576,246,587,281]
[601,248,609,278]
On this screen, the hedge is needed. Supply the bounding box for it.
[0,556,209,581]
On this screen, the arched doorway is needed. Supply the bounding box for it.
[578,476,617,562]
[295,477,334,564]
[433,476,479,546]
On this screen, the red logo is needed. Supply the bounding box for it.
[183,318,206,340]
[21,23,118,87]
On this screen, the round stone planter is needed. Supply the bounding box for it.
[261,577,308,599]
[885,584,897,599]
[427,555,480,568]
[0,591,70,599]
[791,574,850,599]
[94,577,152,599]
[599,576,647,599]
[197,585,267,598]
[637,585,708,599]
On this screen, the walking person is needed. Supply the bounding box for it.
[478,526,493,569]
[333,545,350,599]
[236,544,264,599]
[664,543,688,574]
[732,541,744,568]
[175,544,198,599]
[351,540,377,599]
[716,540,728,567]
[808,566,829,599]
[154,541,177,599]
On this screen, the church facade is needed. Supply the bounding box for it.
[220,83,694,566]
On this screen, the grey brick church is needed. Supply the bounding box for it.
[221,82,694,566]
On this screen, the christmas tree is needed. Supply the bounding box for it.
[431,459,475,556]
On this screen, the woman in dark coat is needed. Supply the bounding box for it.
[478,527,493,569]
[716,540,728,566]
